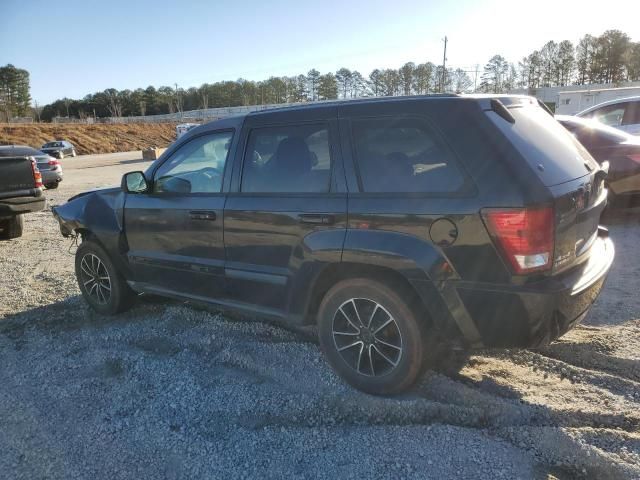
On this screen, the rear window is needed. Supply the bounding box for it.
[491,105,598,186]
[351,116,465,193]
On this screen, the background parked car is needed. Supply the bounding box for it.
[576,96,640,136]
[556,115,640,204]
[0,146,46,239]
[41,140,76,159]
[2,145,64,190]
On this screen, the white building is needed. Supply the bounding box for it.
[555,86,640,114]
[509,81,640,114]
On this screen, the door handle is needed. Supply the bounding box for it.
[298,214,335,225]
[189,210,217,221]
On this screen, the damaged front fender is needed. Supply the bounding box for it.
[52,187,124,238]
[52,187,131,275]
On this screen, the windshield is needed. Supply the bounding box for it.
[43,142,63,148]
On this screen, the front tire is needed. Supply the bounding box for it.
[75,239,136,314]
[71,149,77,157]
[318,278,432,395]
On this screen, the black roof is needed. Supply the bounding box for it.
[247,94,461,117]
[196,94,536,133]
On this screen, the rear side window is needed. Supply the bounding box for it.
[351,116,464,193]
[242,124,331,193]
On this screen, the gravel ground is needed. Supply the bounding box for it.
[0,152,639,479]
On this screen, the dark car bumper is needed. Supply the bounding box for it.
[453,229,614,348]
[0,195,46,217]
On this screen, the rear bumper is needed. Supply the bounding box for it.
[42,169,63,184]
[0,195,46,217]
[454,231,614,348]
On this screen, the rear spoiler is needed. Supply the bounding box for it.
[486,97,554,124]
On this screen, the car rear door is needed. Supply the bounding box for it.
[223,107,347,315]
[124,129,235,299]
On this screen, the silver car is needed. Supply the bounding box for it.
[0,145,63,189]
[576,96,640,136]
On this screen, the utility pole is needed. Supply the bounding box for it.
[175,83,183,119]
[474,64,479,92]
[441,36,448,93]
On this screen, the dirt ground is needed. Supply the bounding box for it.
[0,152,639,479]
[0,123,176,155]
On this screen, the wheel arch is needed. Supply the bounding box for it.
[303,262,442,331]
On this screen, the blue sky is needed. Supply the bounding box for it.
[1,0,638,104]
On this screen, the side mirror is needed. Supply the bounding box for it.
[122,171,149,193]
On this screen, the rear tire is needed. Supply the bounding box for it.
[0,214,24,240]
[317,278,432,395]
[45,182,59,189]
[71,149,77,157]
[75,239,136,314]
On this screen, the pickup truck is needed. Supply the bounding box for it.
[0,147,47,239]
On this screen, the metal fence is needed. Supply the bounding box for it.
[95,102,305,124]
[8,116,34,124]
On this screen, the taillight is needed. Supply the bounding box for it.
[31,159,43,188]
[48,158,60,167]
[628,154,640,165]
[482,206,554,274]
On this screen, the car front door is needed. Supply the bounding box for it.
[124,129,234,299]
[223,109,347,317]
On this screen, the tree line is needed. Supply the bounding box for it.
[37,63,465,122]
[0,64,32,122]
[5,29,639,122]
[481,29,639,93]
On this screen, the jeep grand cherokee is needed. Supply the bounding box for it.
[53,95,614,394]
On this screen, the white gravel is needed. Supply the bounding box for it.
[0,152,639,479]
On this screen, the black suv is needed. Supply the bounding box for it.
[53,95,614,394]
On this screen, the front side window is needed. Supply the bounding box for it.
[242,124,331,193]
[154,131,232,193]
[589,103,628,127]
[351,116,464,193]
